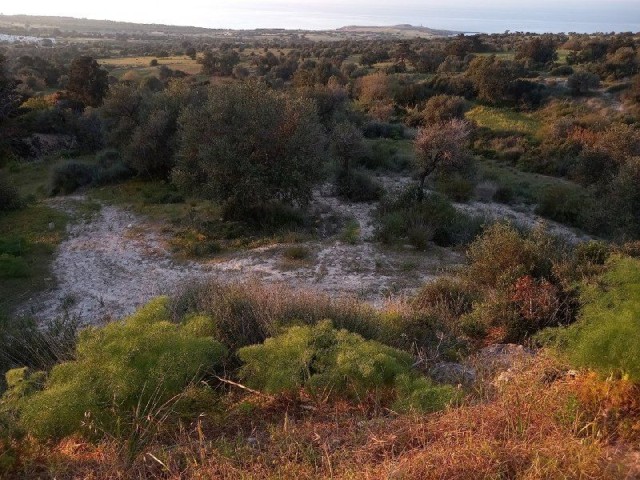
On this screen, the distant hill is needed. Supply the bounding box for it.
[337,24,460,38]
[0,14,222,35]
[0,15,461,40]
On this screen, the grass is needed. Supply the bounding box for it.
[98,55,202,77]
[2,353,621,479]
[340,220,361,245]
[0,204,68,315]
[90,179,314,256]
[466,105,541,137]
[544,256,640,382]
[4,155,97,199]
[477,158,585,205]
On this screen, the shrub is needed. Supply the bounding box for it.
[0,314,78,393]
[377,187,483,249]
[362,121,405,139]
[49,161,95,195]
[392,374,459,413]
[413,277,478,328]
[334,169,384,202]
[340,219,361,245]
[435,173,475,202]
[358,140,411,172]
[535,184,593,228]
[465,223,557,290]
[543,256,640,381]
[96,149,123,168]
[0,254,29,279]
[0,174,22,212]
[492,185,514,204]
[3,298,226,440]
[173,82,326,212]
[93,162,133,186]
[238,320,456,411]
[421,94,468,125]
[282,245,310,261]
[550,65,574,76]
[169,280,449,353]
[568,71,600,95]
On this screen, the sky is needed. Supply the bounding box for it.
[1,0,640,33]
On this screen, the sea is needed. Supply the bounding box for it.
[190,3,640,34]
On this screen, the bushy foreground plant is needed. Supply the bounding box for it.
[170,280,445,354]
[377,187,483,249]
[1,298,226,440]
[542,256,640,381]
[238,320,457,412]
[460,223,577,342]
[0,314,77,393]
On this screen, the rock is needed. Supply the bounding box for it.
[430,362,477,386]
[48,222,55,230]
[474,344,535,372]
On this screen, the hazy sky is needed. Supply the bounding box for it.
[2,0,639,33]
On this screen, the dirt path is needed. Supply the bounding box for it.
[22,186,461,324]
[21,176,590,325]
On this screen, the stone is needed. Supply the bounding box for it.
[430,362,477,386]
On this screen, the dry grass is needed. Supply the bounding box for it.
[6,354,633,479]
[98,56,202,75]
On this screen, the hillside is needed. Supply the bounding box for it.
[337,23,461,38]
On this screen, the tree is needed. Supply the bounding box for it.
[421,95,468,125]
[66,56,109,107]
[199,49,240,76]
[466,55,522,105]
[330,122,365,172]
[173,82,326,214]
[515,37,557,66]
[0,53,21,123]
[413,119,472,198]
[567,71,600,95]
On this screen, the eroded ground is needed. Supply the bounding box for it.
[20,175,589,325]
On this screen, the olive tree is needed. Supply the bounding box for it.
[67,56,109,107]
[173,82,326,214]
[414,119,472,198]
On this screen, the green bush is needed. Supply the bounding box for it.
[170,280,447,355]
[282,245,310,261]
[0,254,29,279]
[435,173,475,202]
[0,237,28,257]
[238,320,456,411]
[542,256,640,381]
[358,140,411,172]
[93,151,133,186]
[49,161,95,195]
[0,174,22,212]
[392,374,459,413]
[466,223,557,289]
[3,298,226,440]
[492,186,514,204]
[377,187,483,249]
[0,314,78,393]
[334,169,384,202]
[535,184,593,228]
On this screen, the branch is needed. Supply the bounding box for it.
[213,375,273,399]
